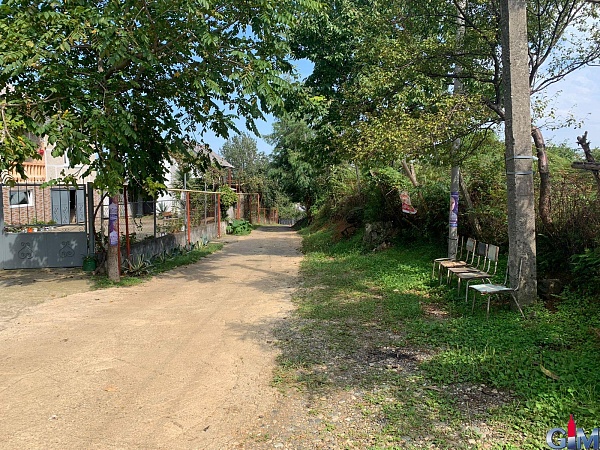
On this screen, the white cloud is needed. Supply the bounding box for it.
[542,65,600,146]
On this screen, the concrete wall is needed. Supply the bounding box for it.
[122,221,224,262]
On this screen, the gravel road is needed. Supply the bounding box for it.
[0,226,302,450]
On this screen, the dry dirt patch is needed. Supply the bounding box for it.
[0,226,302,449]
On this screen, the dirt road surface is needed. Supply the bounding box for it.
[0,226,302,449]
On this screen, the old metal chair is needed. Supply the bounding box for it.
[468,259,525,319]
[432,236,464,279]
[437,237,477,285]
[454,244,500,298]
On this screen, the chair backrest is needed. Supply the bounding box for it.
[456,236,465,260]
[473,242,488,269]
[464,238,476,264]
[484,244,500,275]
[501,258,524,289]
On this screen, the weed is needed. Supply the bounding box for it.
[275,223,600,448]
[123,255,153,276]
[226,219,253,235]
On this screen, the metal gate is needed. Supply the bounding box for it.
[0,183,88,269]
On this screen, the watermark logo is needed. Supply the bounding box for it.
[547,415,600,449]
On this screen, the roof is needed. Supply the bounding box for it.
[192,144,234,169]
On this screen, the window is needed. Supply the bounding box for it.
[9,189,34,207]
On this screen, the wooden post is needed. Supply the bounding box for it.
[257,194,260,224]
[501,0,537,305]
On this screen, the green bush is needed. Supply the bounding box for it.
[226,219,252,235]
[571,247,600,294]
[218,185,238,209]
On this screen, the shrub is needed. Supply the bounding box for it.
[571,248,600,294]
[226,219,252,235]
[218,185,238,209]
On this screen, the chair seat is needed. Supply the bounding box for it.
[440,259,468,268]
[456,270,490,280]
[470,284,514,295]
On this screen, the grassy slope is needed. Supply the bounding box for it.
[276,225,600,449]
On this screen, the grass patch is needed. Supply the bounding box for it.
[92,242,223,289]
[276,224,600,448]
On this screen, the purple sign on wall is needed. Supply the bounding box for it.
[449,191,459,228]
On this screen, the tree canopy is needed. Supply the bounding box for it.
[0,0,317,192]
[287,0,600,167]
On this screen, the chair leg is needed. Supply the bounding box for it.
[465,280,472,303]
[486,295,492,319]
[511,293,526,319]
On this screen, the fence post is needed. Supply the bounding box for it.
[217,193,221,238]
[186,190,191,245]
[257,194,260,224]
[153,197,157,238]
[123,185,131,260]
[86,182,95,256]
[204,188,208,225]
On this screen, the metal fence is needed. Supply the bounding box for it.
[236,193,279,224]
[1,182,89,232]
[95,189,220,246]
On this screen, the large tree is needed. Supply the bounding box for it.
[267,117,322,219]
[290,0,600,222]
[220,132,269,183]
[0,0,316,280]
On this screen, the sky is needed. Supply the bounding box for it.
[541,65,600,148]
[201,60,600,157]
[200,60,313,157]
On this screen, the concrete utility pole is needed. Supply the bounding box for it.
[500,0,537,305]
[448,0,466,259]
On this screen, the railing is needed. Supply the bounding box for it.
[11,160,46,183]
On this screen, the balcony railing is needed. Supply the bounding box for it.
[11,160,46,183]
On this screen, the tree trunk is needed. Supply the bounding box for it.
[576,131,600,196]
[304,196,313,223]
[401,159,419,187]
[531,126,552,227]
[458,172,483,236]
[400,159,426,206]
